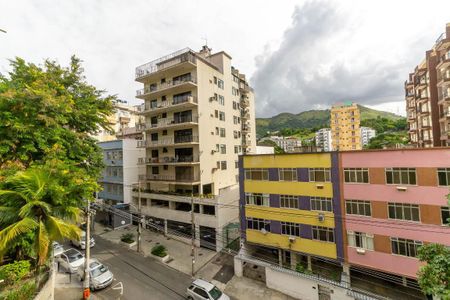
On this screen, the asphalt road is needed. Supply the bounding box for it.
[91,235,192,300]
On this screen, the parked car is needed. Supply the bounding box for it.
[186,279,230,300]
[57,248,85,273]
[71,230,95,249]
[52,241,64,257]
[77,258,114,291]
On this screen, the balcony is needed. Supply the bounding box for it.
[437,52,450,70]
[437,74,450,87]
[136,76,197,99]
[146,115,199,131]
[138,155,200,165]
[135,48,197,81]
[136,136,199,148]
[239,82,251,93]
[140,96,198,115]
[240,98,250,107]
[242,125,251,132]
[138,173,200,184]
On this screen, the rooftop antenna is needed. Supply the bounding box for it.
[201,36,208,47]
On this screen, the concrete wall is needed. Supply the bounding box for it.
[265,267,353,300]
[34,266,55,300]
[123,138,145,203]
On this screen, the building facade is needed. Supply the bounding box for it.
[239,153,344,268]
[260,136,302,153]
[98,139,145,204]
[360,127,376,147]
[331,103,361,151]
[132,46,256,250]
[340,148,450,280]
[405,23,450,147]
[315,128,332,151]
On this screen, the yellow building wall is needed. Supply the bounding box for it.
[245,206,335,228]
[243,153,331,168]
[246,230,337,259]
[244,181,333,197]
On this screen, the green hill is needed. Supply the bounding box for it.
[256,105,403,137]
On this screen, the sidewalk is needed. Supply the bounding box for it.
[92,222,216,275]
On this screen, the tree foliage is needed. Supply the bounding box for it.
[0,56,115,178]
[365,132,409,149]
[361,116,407,134]
[417,243,450,298]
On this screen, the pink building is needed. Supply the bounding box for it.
[340,148,450,279]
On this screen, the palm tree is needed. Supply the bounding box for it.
[0,168,81,266]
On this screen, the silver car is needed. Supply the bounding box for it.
[186,279,230,300]
[71,231,95,250]
[77,258,113,291]
[52,241,64,257]
[57,248,85,273]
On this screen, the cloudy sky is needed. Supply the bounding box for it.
[1,0,450,118]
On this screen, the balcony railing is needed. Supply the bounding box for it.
[136,76,197,97]
[135,48,196,79]
[148,116,199,129]
[141,96,197,113]
[136,136,199,148]
[138,174,200,182]
[139,156,199,164]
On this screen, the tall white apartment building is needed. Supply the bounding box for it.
[133,46,256,250]
[260,136,301,152]
[360,126,376,147]
[315,128,332,151]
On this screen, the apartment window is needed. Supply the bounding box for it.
[281,222,301,237]
[220,128,226,137]
[437,168,450,186]
[233,130,238,139]
[213,76,217,84]
[152,166,159,175]
[309,168,331,182]
[214,110,218,118]
[218,79,224,89]
[391,237,422,257]
[220,144,226,154]
[247,218,270,231]
[310,197,333,212]
[280,195,298,209]
[279,168,297,181]
[233,116,238,124]
[245,168,269,181]
[215,144,220,152]
[219,111,226,121]
[234,146,239,154]
[344,168,369,183]
[218,95,225,105]
[385,168,416,185]
[215,127,220,135]
[345,200,371,216]
[388,203,420,222]
[441,207,450,225]
[245,193,269,206]
[312,226,334,243]
[220,161,227,170]
[347,231,374,250]
[235,161,239,169]
[233,101,237,109]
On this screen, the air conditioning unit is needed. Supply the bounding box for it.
[211,150,216,154]
[260,228,268,235]
[316,184,324,189]
[396,186,407,191]
[288,236,296,243]
[356,248,366,255]
[318,213,325,222]
[209,97,215,102]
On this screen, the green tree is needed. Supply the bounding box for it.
[0,56,115,178]
[0,166,82,266]
[365,132,409,149]
[417,243,450,299]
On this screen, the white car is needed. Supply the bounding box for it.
[57,248,85,273]
[52,241,64,257]
[77,258,114,291]
[71,231,95,250]
[186,279,230,300]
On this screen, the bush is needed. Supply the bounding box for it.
[120,233,135,244]
[0,280,36,300]
[0,260,31,285]
[151,245,167,257]
[295,263,312,275]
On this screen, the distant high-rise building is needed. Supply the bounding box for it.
[360,127,376,147]
[405,23,450,147]
[315,128,332,151]
[330,102,361,150]
[260,136,301,152]
[133,46,256,250]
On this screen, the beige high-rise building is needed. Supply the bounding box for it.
[132,46,256,250]
[330,102,361,150]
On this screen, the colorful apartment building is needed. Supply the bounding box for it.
[331,102,361,151]
[239,152,344,264]
[239,147,450,283]
[340,148,450,279]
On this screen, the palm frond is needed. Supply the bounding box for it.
[46,215,81,242]
[0,218,38,254]
[0,206,20,225]
[37,220,50,266]
[0,190,26,204]
[18,200,52,218]
[52,206,82,222]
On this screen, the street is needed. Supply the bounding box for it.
[91,235,192,300]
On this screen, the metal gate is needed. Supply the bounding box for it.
[318,285,332,300]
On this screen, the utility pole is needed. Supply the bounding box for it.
[137,181,142,253]
[190,194,195,277]
[83,201,91,300]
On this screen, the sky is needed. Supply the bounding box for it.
[1,0,450,118]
